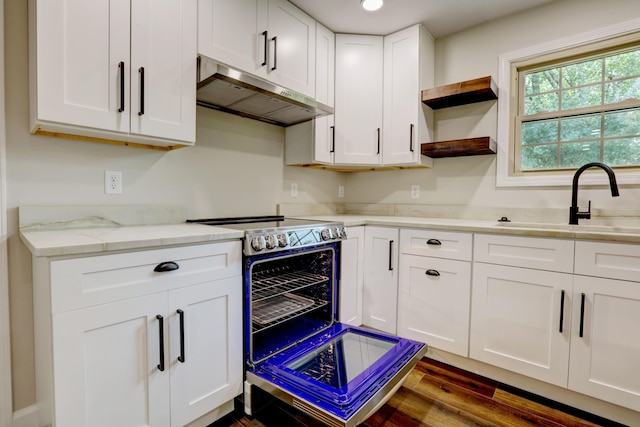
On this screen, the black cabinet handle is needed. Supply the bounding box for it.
[261,31,268,66]
[118,61,125,113]
[177,309,185,363]
[377,128,381,154]
[330,126,335,153]
[154,261,179,272]
[425,269,440,277]
[410,123,414,152]
[388,240,394,271]
[559,290,565,333]
[138,67,145,116]
[271,36,278,71]
[427,239,442,246]
[579,293,586,338]
[156,314,165,372]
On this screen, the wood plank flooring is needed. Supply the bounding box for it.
[211,358,626,427]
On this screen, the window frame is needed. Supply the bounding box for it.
[497,17,640,187]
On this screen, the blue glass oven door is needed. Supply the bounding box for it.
[245,323,426,427]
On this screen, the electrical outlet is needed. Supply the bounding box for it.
[290,183,298,197]
[411,184,420,199]
[105,171,122,194]
[338,186,345,198]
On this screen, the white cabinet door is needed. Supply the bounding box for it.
[470,263,572,387]
[131,0,196,142]
[33,0,131,133]
[340,226,364,326]
[52,293,170,427]
[383,25,433,167]
[334,35,383,165]
[197,0,268,78]
[363,227,399,334]
[312,23,335,164]
[398,255,471,356]
[569,276,640,412]
[266,0,316,97]
[169,277,243,426]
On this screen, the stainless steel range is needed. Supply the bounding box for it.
[187,215,427,427]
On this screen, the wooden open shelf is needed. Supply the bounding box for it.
[421,137,496,158]
[421,76,498,109]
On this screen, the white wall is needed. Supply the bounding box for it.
[4,0,344,411]
[346,0,640,211]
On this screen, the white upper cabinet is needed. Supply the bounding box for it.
[198,0,316,98]
[285,22,335,165]
[383,25,434,167]
[334,34,384,165]
[30,0,197,148]
[197,0,269,79]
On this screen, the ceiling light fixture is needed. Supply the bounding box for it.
[361,0,383,12]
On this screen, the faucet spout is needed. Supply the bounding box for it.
[569,162,619,225]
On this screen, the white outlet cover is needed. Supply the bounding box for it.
[411,185,420,198]
[290,183,298,197]
[105,171,122,194]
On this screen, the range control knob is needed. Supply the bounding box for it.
[264,235,276,250]
[276,234,288,248]
[320,228,331,241]
[340,227,347,239]
[250,236,265,252]
[333,228,340,239]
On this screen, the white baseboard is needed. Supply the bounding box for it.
[12,405,38,427]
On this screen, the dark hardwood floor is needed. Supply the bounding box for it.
[212,358,628,427]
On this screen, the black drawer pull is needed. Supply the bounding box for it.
[271,36,278,71]
[154,261,179,272]
[156,314,165,372]
[559,290,565,333]
[427,239,442,246]
[388,240,394,271]
[177,309,185,363]
[261,31,268,66]
[579,293,586,338]
[138,67,145,116]
[118,61,125,113]
[425,269,440,277]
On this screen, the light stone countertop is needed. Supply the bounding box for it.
[19,206,640,258]
[20,223,244,257]
[292,214,640,244]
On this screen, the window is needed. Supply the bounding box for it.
[517,46,640,172]
[496,18,640,187]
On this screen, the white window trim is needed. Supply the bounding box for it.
[497,17,640,188]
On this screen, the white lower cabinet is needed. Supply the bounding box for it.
[339,226,364,326]
[569,241,640,412]
[362,226,399,334]
[470,234,574,387]
[33,241,243,427]
[397,229,472,356]
[470,263,573,387]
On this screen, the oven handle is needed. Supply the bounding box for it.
[388,240,394,271]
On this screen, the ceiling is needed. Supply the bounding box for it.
[288,0,557,38]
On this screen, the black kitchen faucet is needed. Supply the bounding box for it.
[569,162,620,225]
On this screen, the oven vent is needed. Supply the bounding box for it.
[292,398,343,427]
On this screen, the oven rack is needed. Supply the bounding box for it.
[252,293,328,333]
[251,270,329,302]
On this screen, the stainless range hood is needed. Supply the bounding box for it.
[197,55,333,127]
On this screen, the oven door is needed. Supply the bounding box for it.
[245,323,427,427]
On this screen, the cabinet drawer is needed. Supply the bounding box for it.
[474,234,574,273]
[575,241,640,282]
[398,254,471,356]
[49,241,242,313]
[400,229,472,261]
